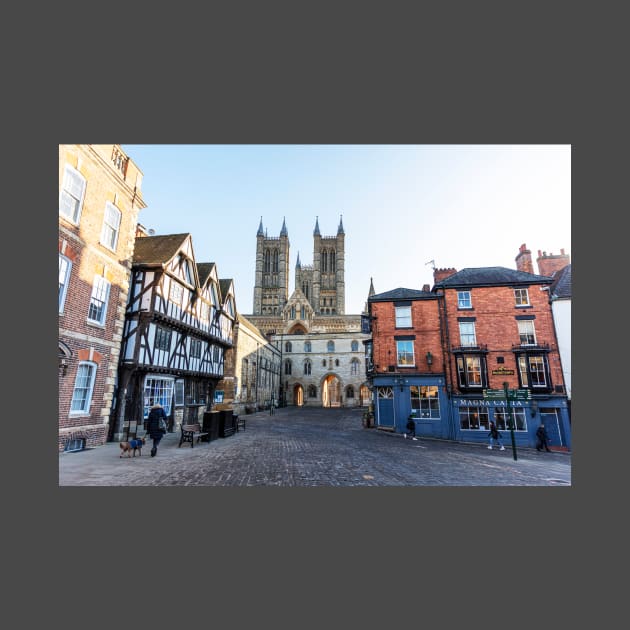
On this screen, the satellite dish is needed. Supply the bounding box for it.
[148,228,155,235]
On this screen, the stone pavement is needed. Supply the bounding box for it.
[58,406,571,486]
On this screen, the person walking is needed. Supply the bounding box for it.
[146,402,168,457]
[404,416,418,440]
[487,421,505,450]
[536,422,552,452]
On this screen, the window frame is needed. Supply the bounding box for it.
[59,164,86,224]
[59,253,72,314]
[70,361,97,414]
[87,275,111,325]
[514,288,530,307]
[458,321,477,347]
[155,325,172,351]
[395,305,412,328]
[456,355,485,388]
[457,291,472,309]
[100,201,122,252]
[517,320,537,345]
[396,340,415,367]
[410,385,441,419]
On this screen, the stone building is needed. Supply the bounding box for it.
[245,217,370,407]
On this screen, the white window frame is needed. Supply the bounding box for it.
[514,288,530,307]
[396,340,415,366]
[87,275,111,325]
[59,254,72,313]
[457,291,472,309]
[143,375,174,418]
[459,321,477,346]
[518,320,537,345]
[100,202,122,252]
[59,164,86,224]
[395,305,412,327]
[70,361,97,414]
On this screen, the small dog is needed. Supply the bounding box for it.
[119,437,146,457]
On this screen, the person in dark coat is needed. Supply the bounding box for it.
[488,421,505,450]
[536,422,552,452]
[146,403,167,457]
[405,416,418,440]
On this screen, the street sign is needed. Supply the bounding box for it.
[483,389,506,399]
[509,389,531,400]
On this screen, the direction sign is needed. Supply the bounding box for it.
[509,389,531,400]
[483,389,506,399]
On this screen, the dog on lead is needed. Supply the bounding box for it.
[119,437,146,457]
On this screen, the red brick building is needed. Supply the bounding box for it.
[58,145,146,451]
[366,246,571,450]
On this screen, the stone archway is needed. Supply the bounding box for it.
[293,383,304,406]
[322,374,342,407]
[360,384,371,406]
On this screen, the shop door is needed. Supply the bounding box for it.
[376,386,395,429]
[540,408,562,447]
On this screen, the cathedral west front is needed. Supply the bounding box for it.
[244,216,371,407]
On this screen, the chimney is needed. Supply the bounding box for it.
[515,243,534,274]
[422,284,431,292]
[434,267,457,283]
[537,248,571,277]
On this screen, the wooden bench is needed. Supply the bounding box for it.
[178,423,209,448]
[235,414,245,432]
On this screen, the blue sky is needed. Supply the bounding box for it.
[121,144,571,315]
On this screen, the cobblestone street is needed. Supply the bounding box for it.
[58,406,571,486]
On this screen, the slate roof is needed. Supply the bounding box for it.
[550,264,572,299]
[433,266,552,288]
[196,262,216,286]
[219,279,233,302]
[132,234,190,266]
[369,287,434,302]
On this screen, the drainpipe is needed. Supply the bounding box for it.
[437,290,456,440]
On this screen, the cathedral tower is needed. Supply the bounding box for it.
[252,217,290,315]
[311,216,345,315]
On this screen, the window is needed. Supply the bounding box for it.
[190,338,202,358]
[301,306,306,319]
[155,326,172,351]
[100,202,121,251]
[518,355,548,388]
[327,340,335,352]
[70,362,97,413]
[59,165,86,224]
[284,360,292,375]
[346,385,354,399]
[518,320,536,345]
[377,386,394,399]
[322,359,327,367]
[494,407,527,431]
[143,376,174,418]
[304,360,311,375]
[273,250,279,273]
[226,298,235,317]
[456,355,483,387]
[290,306,296,319]
[395,305,411,327]
[87,275,111,325]
[351,340,359,352]
[410,385,440,418]
[351,358,360,375]
[459,322,477,346]
[59,254,71,313]
[459,405,489,431]
[285,341,292,353]
[308,385,317,398]
[174,379,185,406]
[304,341,311,352]
[396,340,415,366]
[335,358,340,367]
[457,291,472,309]
[514,288,530,307]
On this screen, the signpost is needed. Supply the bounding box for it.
[482,385,524,460]
[502,382,518,461]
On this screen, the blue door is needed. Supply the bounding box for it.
[540,408,562,447]
[376,386,395,429]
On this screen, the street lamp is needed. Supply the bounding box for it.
[426,351,433,371]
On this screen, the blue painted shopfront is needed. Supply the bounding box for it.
[372,377,571,450]
[372,375,450,439]
[450,396,571,450]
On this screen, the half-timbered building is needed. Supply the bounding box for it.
[112,233,235,440]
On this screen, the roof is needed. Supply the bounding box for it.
[196,262,216,286]
[369,287,435,302]
[219,279,233,301]
[434,266,552,288]
[550,264,571,299]
[132,234,190,266]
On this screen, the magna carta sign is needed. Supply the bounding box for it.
[492,367,515,375]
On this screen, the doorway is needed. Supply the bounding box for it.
[322,374,341,407]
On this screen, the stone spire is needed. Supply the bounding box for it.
[313,216,320,236]
[280,216,288,237]
[257,216,264,237]
[337,214,345,235]
[296,251,301,268]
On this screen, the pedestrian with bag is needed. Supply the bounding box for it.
[146,402,168,457]
[536,422,552,452]
[487,421,505,450]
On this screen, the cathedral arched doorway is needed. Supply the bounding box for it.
[360,384,371,406]
[293,383,304,406]
[322,374,342,407]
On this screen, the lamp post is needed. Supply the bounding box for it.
[426,351,433,372]
[503,381,518,461]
